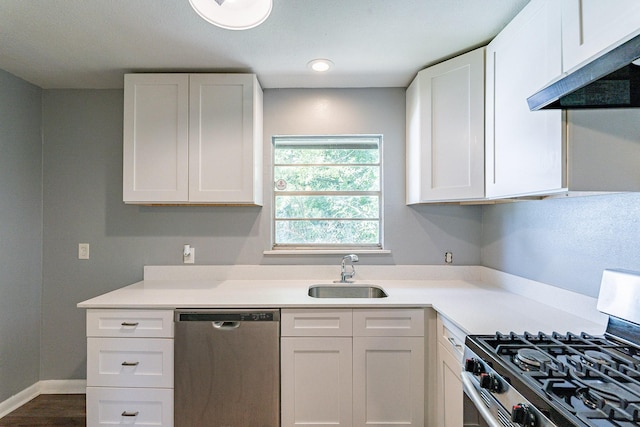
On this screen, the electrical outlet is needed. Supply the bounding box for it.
[445,251,453,264]
[78,243,90,260]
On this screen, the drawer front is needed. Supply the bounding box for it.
[437,315,465,361]
[87,338,173,388]
[353,309,424,336]
[87,309,174,338]
[281,309,352,336]
[86,387,173,427]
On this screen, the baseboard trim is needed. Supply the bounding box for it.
[0,380,86,418]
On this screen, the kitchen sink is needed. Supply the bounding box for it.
[308,284,388,299]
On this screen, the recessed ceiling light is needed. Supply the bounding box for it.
[189,0,272,30]
[308,59,334,72]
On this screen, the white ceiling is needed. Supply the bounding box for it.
[0,0,529,89]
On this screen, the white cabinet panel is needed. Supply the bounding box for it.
[353,308,424,336]
[87,309,174,338]
[486,0,565,198]
[86,387,173,427]
[436,342,463,427]
[562,0,640,72]
[87,337,173,388]
[353,337,424,427]
[281,309,353,336]
[189,74,263,204]
[281,337,353,427]
[123,74,189,203]
[406,47,485,203]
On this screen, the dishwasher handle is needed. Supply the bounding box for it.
[212,321,240,329]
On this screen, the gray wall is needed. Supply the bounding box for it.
[482,192,640,297]
[40,87,481,379]
[0,70,42,401]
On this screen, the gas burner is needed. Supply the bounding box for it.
[583,350,614,367]
[576,387,602,410]
[515,348,553,371]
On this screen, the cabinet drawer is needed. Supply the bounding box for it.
[437,315,466,361]
[353,309,424,336]
[281,309,352,336]
[86,387,173,427]
[87,338,173,388]
[87,309,174,338]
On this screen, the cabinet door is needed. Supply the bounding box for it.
[352,337,424,427]
[406,48,485,203]
[436,342,463,427]
[281,337,353,427]
[189,74,263,204]
[123,74,189,203]
[562,0,640,72]
[486,0,565,198]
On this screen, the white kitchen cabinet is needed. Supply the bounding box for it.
[281,337,353,427]
[561,0,640,73]
[485,0,565,198]
[281,309,425,427]
[435,315,466,427]
[123,73,263,205]
[406,47,485,203]
[86,309,174,427]
[353,337,424,427]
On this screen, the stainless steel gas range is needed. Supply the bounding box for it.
[462,269,640,427]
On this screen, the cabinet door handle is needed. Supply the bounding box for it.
[121,361,140,366]
[447,337,463,350]
[121,411,139,417]
[121,322,139,327]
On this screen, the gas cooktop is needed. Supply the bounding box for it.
[463,269,640,427]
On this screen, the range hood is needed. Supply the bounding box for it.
[528,34,640,110]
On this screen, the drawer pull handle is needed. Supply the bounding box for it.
[121,411,139,417]
[121,322,139,327]
[121,361,140,366]
[447,337,463,350]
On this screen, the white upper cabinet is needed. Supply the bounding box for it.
[406,47,485,203]
[561,0,640,73]
[486,0,565,198]
[123,73,263,205]
[123,74,190,203]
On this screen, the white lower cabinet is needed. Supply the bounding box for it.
[86,309,174,427]
[435,315,466,427]
[281,337,353,427]
[86,387,173,426]
[281,309,425,427]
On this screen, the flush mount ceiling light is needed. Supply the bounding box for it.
[308,59,334,72]
[189,0,273,30]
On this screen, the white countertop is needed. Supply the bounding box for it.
[78,265,608,336]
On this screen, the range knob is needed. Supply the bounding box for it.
[464,358,484,375]
[479,373,503,393]
[511,403,537,427]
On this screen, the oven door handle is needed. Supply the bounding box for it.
[461,372,504,427]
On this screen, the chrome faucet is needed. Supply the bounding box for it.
[334,254,359,283]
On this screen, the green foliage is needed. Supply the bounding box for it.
[273,137,382,246]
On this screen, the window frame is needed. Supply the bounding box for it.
[271,134,384,251]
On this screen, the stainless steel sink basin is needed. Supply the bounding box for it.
[308,284,388,299]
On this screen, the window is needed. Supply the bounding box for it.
[272,135,382,249]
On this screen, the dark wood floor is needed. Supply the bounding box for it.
[0,394,85,427]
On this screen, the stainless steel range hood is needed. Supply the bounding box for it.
[528,34,640,110]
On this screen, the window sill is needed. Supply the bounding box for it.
[263,249,391,256]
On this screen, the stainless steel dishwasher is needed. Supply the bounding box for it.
[174,309,280,427]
